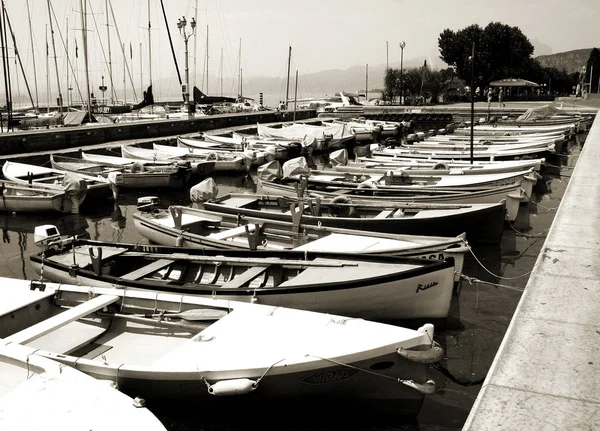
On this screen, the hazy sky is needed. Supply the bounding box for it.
[3,0,599,102]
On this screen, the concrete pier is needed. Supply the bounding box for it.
[463,106,600,429]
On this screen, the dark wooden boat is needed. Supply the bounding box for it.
[195,193,506,244]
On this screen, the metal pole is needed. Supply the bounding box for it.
[185,37,190,115]
[470,42,475,165]
[285,45,291,109]
[365,64,368,103]
[293,70,298,122]
[399,41,405,105]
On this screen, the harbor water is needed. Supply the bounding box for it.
[0,132,584,430]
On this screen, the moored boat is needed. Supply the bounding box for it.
[193,191,507,244]
[0,276,443,416]
[51,154,192,189]
[0,337,166,431]
[0,180,76,213]
[30,230,456,321]
[120,144,216,175]
[132,202,469,282]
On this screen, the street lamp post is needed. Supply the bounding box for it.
[399,41,406,105]
[177,16,196,117]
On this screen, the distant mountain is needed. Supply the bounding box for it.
[535,48,593,74]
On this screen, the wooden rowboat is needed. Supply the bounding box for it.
[51,154,192,189]
[194,192,507,244]
[0,276,443,416]
[0,180,75,213]
[30,234,456,321]
[132,203,470,282]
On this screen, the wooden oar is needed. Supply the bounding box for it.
[121,252,359,267]
[146,308,228,321]
[97,311,212,333]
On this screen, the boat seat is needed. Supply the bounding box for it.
[119,259,174,281]
[220,266,269,289]
[374,209,394,219]
[5,294,119,345]
[208,224,258,241]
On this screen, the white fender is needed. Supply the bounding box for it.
[208,378,257,396]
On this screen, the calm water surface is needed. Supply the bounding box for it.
[0,134,584,430]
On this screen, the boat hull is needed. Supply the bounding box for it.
[30,244,456,321]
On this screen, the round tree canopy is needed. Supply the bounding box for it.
[489,78,539,87]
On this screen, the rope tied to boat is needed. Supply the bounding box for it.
[458,238,530,288]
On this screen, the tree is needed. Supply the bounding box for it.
[383,68,400,103]
[438,22,534,89]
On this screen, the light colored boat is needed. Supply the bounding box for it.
[132,202,469,282]
[0,276,443,416]
[119,145,217,175]
[175,137,270,166]
[153,144,251,172]
[331,148,544,176]
[0,180,75,213]
[452,122,577,137]
[199,133,301,160]
[370,141,555,160]
[30,231,456,321]
[51,154,192,189]
[0,339,166,431]
[257,122,355,151]
[2,160,113,212]
[265,157,537,199]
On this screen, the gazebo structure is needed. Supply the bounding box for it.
[489,78,540,99]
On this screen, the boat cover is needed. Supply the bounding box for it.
[257,160,282,181]
[190,177,218,203]
[329,149,348,166]
[516,105,564,122]
[62,172,88,199]
[282,157,310,178]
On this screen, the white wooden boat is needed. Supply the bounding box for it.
[175,137,270,166]
[257,122,355,151]
[153,144,251,172]
[0,277,443,416]
[2,161,113,212]
[332,149,544,175]
[199,133,301,160]
[452,122,577,137]
[132,203,469,282]
[0,180,75,213]
[267,157,537,199]
[51,154,192,189]
[30,233,456,321]
[370,141,555,160]
[119,145,218,175]
[0,339,166,431]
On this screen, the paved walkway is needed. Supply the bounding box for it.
[462,109,600,429]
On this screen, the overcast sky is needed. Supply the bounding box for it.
[3,0,599,102]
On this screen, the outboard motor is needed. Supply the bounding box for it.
[34,224,62,250]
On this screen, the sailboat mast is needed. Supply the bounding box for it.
[105,0,114,103]
[205,25,209,93]
[237,38,241,98]
[80,0,92,120]
[193,0,198,88]
[0,0,11,129]
[147,0,152,86]
[3,3,35,112]
[285,45,291,108]
[65,18,69,108]
[26,0,39,111]
[219,46,223,97]
[45,25,49,113]
[47,0,63,114]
